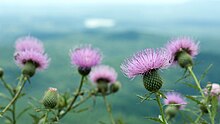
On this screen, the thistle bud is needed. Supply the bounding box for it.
[110,81,121,93]
[165,106,178,120]
[176,51,193,68]
[22,61,36,77]
[42,87,58,109]
[58,95,67,109]
[78,67,91,76]
[143,70,163,92]
[0,68,4,78]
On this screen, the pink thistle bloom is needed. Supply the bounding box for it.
[70,45,102,68]
[164,92,187,110]
[89,65,117,84]
[15,36,44,53]
[15,50,50,70]
[48,87,58,92]
[120,48,171,78]
[204,83,220,97]
[166,37,199,63]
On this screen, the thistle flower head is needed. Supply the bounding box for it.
[164,92,187,110]
[15,50,50,70]
[70,45,102,68]
[204,83,220,96]
[15,36,44,53]
[89,65,117,84]
[166,37,199,63]
[120,48,171,78]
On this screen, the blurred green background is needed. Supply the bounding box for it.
[0,0,220,123]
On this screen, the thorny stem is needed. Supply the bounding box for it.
[0,75,27,116]
[155,92,167,124]
[71,90,96,110]
[58,76,85,120]
[187,66,214,124]
[103,95,115,124]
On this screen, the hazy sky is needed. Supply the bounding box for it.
[0,0,191,5]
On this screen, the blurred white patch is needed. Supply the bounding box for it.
[84,19,115,29]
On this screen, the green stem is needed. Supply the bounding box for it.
[43,110,49,124]
[0,78,13,97]
[0,76,27,116]
[71,89,96,110]
[187,66,214,124]
[12,101,16,124]
[58,76,85,120]
[195,112,203,123]
[155,93,167,124]
[187,67,205,98]
[103,95,115,124]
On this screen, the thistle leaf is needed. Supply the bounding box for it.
[185,95,201,104]
[199,64,213,82]
[211,96,218,119]
[145,117,163,123]
[0,92,11,101]
[182,82,199,91]
[16,106,32,119]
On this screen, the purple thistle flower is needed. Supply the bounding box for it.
[15,50,50,70]
[204,83,220,97]
[89,65,117,84]
[164,92,187,110]
[70,45,102,68]
[166,37,199,63]
[15,36,44,53]
[120,48,171,78]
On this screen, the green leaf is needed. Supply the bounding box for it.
[29,114,40,124]
[3,115,13,123]
[185,95,201,104]
[99,121,107,124]
[182,82,199,91]
[75,107,90,113]
[211,96,218,119]
[0,92,11,101]
[145,117,163,123]
[115,118,125,124]
[16,106,32,119]
[136,93,153,102]
[199,64,213,82]
[175,73,191,84]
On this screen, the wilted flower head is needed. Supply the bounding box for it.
[166,37,199,63]
[15,36,44,53]
[164,92,187,110]
[120,48,171,78]
[89,65,117,84]
[15,50,50,70]
[204,83,220,96]
[70,45,102,68]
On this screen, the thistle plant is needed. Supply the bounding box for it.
[121,48,172,124]
[0,36,50,124]
[0,37,122,124]
[0,35,220,124]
